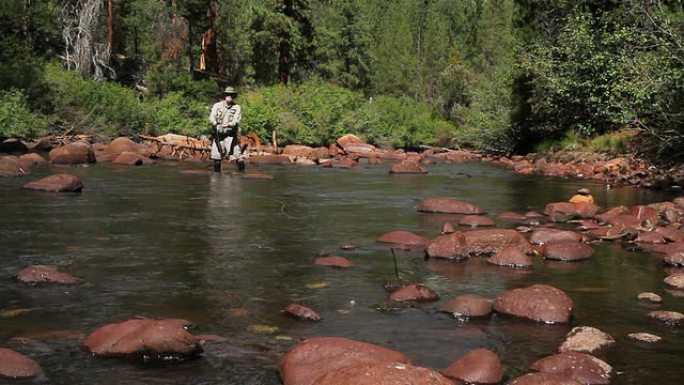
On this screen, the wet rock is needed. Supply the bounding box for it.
[427,229,531,260]
[636,231,666,244]
[438,294,492,317]
[595,206,630,223]
[314,256,355,268]
[283,304,321,322]
[607,214,642,229]
[543,242,595,262]
[376,230,430,249]
[113,151,144,165]
[247,154,292,165]
[295,157,316,166]
[418,197,485,214]
[493,284,573,323]
[0,138,28,154]
[311,146,330,159]
[322,157,358,169]
[441,348,503,384]
[632,205,659,223]
[627,333,662,343]
[530,352,612,385]
[525,211,545,218]
[498,211,526,221]
[637,292,663,303]
[573,219,600,231]
[656,227,684,242]
[336,134,376,156]
[83,318,201,360]
[530,229,584,245]
[664,273,684,290]
[664,251,684,267]
[278,337,411,385]
[0,348,42,380]
[18,153,46,169]
[441,222,455,234]
[544,202,600,220]
[49,140,96,164]
[647,310,684,324]
[389,284,439,302]
[389,160,427,174]
[312,362,453,385]
[105,137,140,155]
[16,265,79,285]
[488,246,533,268]
[510,372,582,385]
[22,174,83,192]
[0,156,30,177]
[558,326,615,354]
[283,145,314,158]
[459,215,496,227]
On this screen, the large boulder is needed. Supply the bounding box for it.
[312,362,453,385]
[510,373,582,385]
[376,230,430,249]
[0,348,42,380]
[441,348,504,384]
[16,265,79,285]
[0,138,28,154]
[418,198,484,214]
[544,202,600,220]
[18,153,46,170]
[530,352,612,385]
[488,246,533,268]
[543,242,596,262]
[247,154,292,165]
[389,161,427,174]
[427,229,531,260]
[493,284,573,323]
[49,141,96,164]
[558,326,615,354]
[105,137,140,155]
[336,134,376,156]
[83,318,201,360]
[438,294,492,317]
[22,174,83,192]
[0,156,29,177]
[389,284,439,303]
[278,337,411,385]
[283,145,314,158]
[112,151,144,166]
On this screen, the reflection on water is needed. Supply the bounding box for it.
[0,161,682,384]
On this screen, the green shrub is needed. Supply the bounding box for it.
[0,89,46,138]
[146,61,219,99]
[588,131,634,154]
[147,92,208,137]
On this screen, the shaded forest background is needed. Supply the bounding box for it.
[1,0,682,160]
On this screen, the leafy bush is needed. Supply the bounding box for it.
[148,91,209,137]
[145,61,219,99]
[0,89,46,138]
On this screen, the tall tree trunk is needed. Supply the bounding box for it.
[200,0,219,73]
[277,0,294,84]
[107,0,114,48]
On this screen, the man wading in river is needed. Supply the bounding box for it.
[210,86,245,172]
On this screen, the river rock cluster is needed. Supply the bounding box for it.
[2,134,684,383]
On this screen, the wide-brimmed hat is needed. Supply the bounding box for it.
[222,86,238,95]
[577,188,591,195]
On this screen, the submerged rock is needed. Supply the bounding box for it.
[627,333,662,343]
[427,229,531,260]
[22,174,83,192]
[530,229,585,245]
[418,197,485,215]
[459,215,496,227]
[314,256,355,268]
[389,284,439,303]
[283,304,321,322]
[16,265,79,285]
[493,284,573,323]
[637,292,663,303]
[664,273,684,290]
[376,230,430,249]
[530,352,612,385]
[488,246,533,268]
[0,348,42,380]
[83,318,201,360]
[543,242,596,262]
[441,348,504,384]
[438,294,492,318]
[0,156,30,177]
[278,337,411,385]
[312,362,453,385]
[558,326,615,354]
[647,310,684,324]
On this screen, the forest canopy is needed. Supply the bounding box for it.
[1,0,682,159]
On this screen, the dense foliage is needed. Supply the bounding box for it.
[0,0,682,160]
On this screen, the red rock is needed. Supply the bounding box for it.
[543,242,595,261]
[636,231,666,244]
[607,214,641,228]
[664,251,684,266]
[49,140,96,164]
[83,318,201,359]
[441,348,503,384]
[321,157,358,169]
[530,352,612,385]
[389,284,439,302]
[22,174,83,192]
[312,362,453,385]
[311,146,330,159]
[441,222,455,234]
[544,202,600,220]
[488,246,533,268]
[106,137,140,155]
[16,265,79,285]
[438,294,492,317]
[376,230,429,249]
[0,155,29,177]
[283,304,321,321]
[0,348,42,379]
[336,134,376,155]
[594,206,629,223]
[278,337,411,385]
[389,161,427,174]
[525,211,545,218]
[530,229,584,245]
[498,211,526,221]
[494,284,573,323]
[247,154,292,165]
[631,205,659,223]
[18,153,46,170]
[558,326,615,354]
[574,219,600,231]
[427,229,531,259]
[314,256,355,268]
[283,145,314,158]
[459,215,495,227]
[510,372,582,385]
[418,197,485,214]
[113,151,144,165]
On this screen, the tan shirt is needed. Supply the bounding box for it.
[209,101,242,134]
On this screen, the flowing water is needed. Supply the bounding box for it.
[1,160,683,384]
